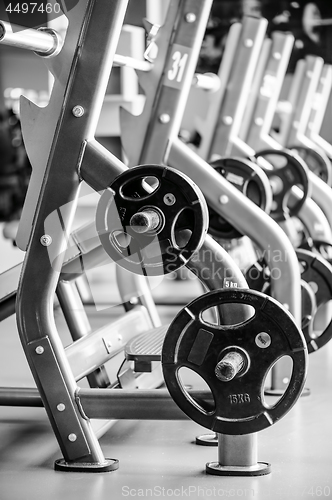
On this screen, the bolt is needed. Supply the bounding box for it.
[129,297,139,305]
[68,433,77,442]
[244,39,254,48]
[40,234,52,246]
[159,113,170,124]
[72,105,85,117]
[255,332,271,349]
[273,52,281,60]
[185,13,196,23]
[306,71,313,78]
[282,377,289,384]
[283,303,290,310]
[35,346,44,355]
[219,195,229,205]
[57,403,66,412]
[222,116,233,125]
[163,193,176,206]
[254,117,263,126]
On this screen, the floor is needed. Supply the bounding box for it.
[1,221,332,500]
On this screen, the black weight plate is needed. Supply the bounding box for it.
[254,149,311,221]
[208,157,272,239]
[162,289,307,435]
[289,146,332,187]
[312,240,332,266]
[296,249,332,353]
[96,165,209,276]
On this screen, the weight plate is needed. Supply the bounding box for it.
[246,257,320,350]
[162,289,307,435]
[296,249,332,353]
[254,149,311,221]
[208,157,273,240]
[96,165,209,276]
[289,146,332,187]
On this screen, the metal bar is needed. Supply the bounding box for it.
[192,73,220,92]
[0,387,213,419]
[65,307,152,381]
[113,53,152,71]
[0,264,22,304]
[187,235,251,325]
[16,0,130,466]
[241,32,294,150]
[57,281,111,388]
[76,388,212,420]
[208,17,268,157]
[0,20,152,69]
[116,267,162,327]
[0,295,16,322]
[287,57,324,146]
[79,139,127,191]
[310,173,332,230]
[0,387,43,407]
[139,0,214,166]
[218,433,257,467]
[290,188,332,243]
[0,20,61,55]
[306,65,332,136]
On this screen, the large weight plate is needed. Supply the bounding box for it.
[208,157,272,240]
[289,146,332,187]
[296,249,332,353]
[254,149,311,221]
[162,289,307,435]
[96,165,208,276]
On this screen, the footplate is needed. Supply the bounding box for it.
[125,325,168,372]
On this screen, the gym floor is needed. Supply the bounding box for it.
[1,221,332,500]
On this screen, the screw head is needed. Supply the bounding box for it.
[129,297,139,305]
[244,39,254,48]
[35,346,44,355]
[72,105,85,117]
[40,234,52,246]
[68,433,77,442]
[222,116,233,125]
[255,332,271,349]
[57,403,66,412]
[159,113,170,124]
[219,195,229,205]
[254,117,263,126]
[163,193,176,206]
[273,52,281,60]
[185,13,196,23]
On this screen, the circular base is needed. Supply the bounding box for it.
[196,433,218,446]
[206,461,271,477]
[54,458,119,473]
[264,387,310,397]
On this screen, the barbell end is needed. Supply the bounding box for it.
[130,210,161,234]
[215,352,245,382]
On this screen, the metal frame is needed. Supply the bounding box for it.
[0,0,272,474]
[235,33,332,244]
[305,64,332,159]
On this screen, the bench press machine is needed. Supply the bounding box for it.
[0,0,308,476]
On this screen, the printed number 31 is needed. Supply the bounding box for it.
[168,51,188,83]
